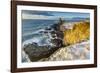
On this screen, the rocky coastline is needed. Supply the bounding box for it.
[22,19,90,62]
[23,18,64,62]
[39,40,90,61]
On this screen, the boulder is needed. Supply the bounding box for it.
[23,43,58,62]
[39,40,90,61]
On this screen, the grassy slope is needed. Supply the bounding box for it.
[63,21,90,45]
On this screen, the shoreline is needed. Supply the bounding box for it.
[22,20,90,62]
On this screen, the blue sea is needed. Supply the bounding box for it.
[22,19,59,46]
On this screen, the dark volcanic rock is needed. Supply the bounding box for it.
[23,43,58,62]
[50,30,56,34]
[50,39,63,47]
[55,31,63,39]
[45,27,52,30]
[50,31,63,39]
[51,23,60,31]
[51,19,64,31]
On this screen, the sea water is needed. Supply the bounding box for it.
[22,19,58,46]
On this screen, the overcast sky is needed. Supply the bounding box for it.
[22,10,90,20]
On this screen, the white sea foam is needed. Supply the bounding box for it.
[22,35,51,47]
[22,29,45,37]
[22,37,41,47]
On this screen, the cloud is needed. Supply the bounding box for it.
[22,10,54,16]
[22,13,56,20]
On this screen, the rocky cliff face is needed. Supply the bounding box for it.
[39,40,90,61]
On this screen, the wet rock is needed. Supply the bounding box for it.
[51,23,60,31]
[50,39,63,48]
[55,31,63,39]
[51,18,64,31]
[45,27,52,30]
[23,43,58,62]
[50,30,63,39]
[39,31,44,33]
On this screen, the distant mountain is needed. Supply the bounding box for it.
[71,17,90,20]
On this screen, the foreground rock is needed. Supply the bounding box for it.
[39,40,90,61]
[23,43,61,62]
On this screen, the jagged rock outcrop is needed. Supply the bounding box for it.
[39,41,90,61]
[23,43,59,61]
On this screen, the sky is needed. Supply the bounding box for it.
[22,10,90,20]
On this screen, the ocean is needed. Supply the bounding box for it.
[22,19,59,46]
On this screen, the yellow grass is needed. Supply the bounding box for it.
[63,21,90,45]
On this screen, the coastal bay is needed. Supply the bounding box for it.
[22,18,90,62]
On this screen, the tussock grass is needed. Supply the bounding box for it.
[63,21,90,45]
